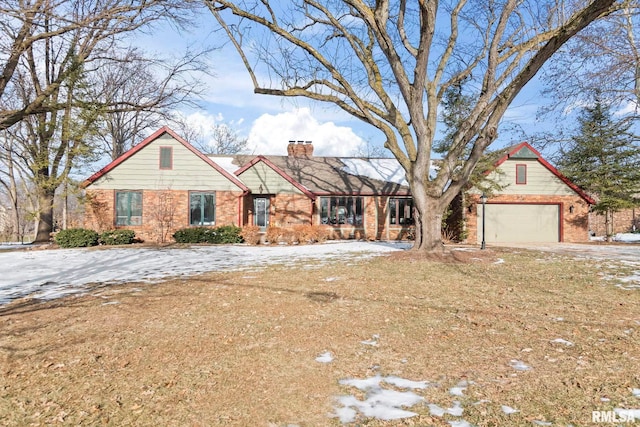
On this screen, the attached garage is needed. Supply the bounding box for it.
[477,203,560,243]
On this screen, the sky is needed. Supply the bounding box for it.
[130,5,549,159]
[1,240,639,424]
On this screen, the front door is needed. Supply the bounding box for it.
[254,197,270,231]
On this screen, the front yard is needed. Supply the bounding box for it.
[1,246,639,426]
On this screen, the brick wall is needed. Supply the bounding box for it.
[270,194,313,226]
[84,189,243,243]
[589,208,640,237]
[465,193,590,243]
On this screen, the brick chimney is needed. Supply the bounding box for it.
[287,140,314,157]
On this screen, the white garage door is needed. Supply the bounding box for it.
[477,204,560,243]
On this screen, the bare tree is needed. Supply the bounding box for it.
[210,123,248,154]
[0,0,200,131]
[540,2,640,118]
[206,0,621,251]
[0,129,37,241]
[90,47,211,161]
[0,0,204,242]
[172,119,249,154]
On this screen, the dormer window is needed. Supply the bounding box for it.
[516,164,527,184]
[159,146,173,170]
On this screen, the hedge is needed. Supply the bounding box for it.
[100,229,136,245]
[173,225,243,244]
[54,228,99,248]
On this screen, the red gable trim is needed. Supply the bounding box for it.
[494,141,595,205]
[235,155,316,200]
[82,126,249,192]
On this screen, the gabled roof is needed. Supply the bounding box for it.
[235,155,317,199]
[494,142,595,204]
[209,154,412,196]
[82,126,249,191]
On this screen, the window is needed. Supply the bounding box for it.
[389,198,414,225]
[159,146,173,170]
[115,191,142,225]
[516,164,527,184]
[190,192,216,226]
[320,196,363,225]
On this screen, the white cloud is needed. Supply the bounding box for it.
[247,107,366,156]
[614,100,639,116]
[182,110,223,130]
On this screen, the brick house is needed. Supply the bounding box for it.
[82,126,414,242]
[465,142,595,244]
[82,128,594,244]
[588,209,640,237]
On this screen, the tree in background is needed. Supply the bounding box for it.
[173,120,249,155]
[540,2,640,117]
[0,0,199,131]
[557,97,640,240]
[0,0,205,242]
[207,0,621,251]
[91,48,211,161]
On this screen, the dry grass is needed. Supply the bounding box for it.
[1,246,639,426]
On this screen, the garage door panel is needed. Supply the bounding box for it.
[477,204,559,243]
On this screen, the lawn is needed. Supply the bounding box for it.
[1,246,638,426]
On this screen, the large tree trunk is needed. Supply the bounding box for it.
[408,169,450,251]
[412,194,448,251]
[34,188,55,243]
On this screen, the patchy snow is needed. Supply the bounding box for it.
[449,380,471,396]
[429,401,464,417]
[509,359,532,371]
[0,241,410,306]
[633,388,640,397]
[315,351,334,363]
[208,155,240,176]
[501,405,519,414]
[361,334,380,346]
[613,233,640,243]
[340,158,416,186]
[334,374,426,423]
[550,338,574,346]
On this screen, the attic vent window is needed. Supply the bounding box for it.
[160,146,173,170]
[516,164,527,185]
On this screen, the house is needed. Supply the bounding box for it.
[82,126,414,242]
[588,208,640,238]
[465,142,594,244]
[82,128,593,244]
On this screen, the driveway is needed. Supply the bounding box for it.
[493,242,640,264]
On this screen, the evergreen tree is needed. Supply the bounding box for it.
[557,98,640,239]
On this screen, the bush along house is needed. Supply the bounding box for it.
[82,126,415,243]
[82,127,593,244]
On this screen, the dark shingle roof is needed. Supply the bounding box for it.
[210,154,411,196]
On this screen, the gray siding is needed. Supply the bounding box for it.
[90,134,241,191]
[238,162,304,195]
[489,159,574,196]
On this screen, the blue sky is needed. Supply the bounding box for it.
[134,8,554,158]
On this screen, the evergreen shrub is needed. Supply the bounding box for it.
[54,228,99,248]
[100,229,136,245]
[173,226,243,244]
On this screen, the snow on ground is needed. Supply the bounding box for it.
[613,233,640,243]
[0,241,410,306]
[3,240,639,425]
